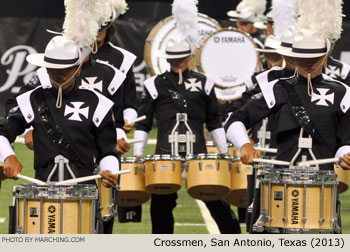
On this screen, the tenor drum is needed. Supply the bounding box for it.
[334,164,349,193]
[185,154,231,201]
[257,167,338,233]
[15,184,97,234]
[144,155,182,194]
[117,157,150,207]
[95,180,116,221]
[144,14,221,75]
[193,27,261,101]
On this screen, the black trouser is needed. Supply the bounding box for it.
[150,193,241,234]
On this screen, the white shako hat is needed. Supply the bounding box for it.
[228,0,266,23]
[256,35,281,53]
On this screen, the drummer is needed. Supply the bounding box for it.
[0,35,119,187]
[133,37,241,234]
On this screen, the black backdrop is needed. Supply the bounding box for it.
[1,0,349,118]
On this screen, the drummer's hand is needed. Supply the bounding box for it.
[135,155,142,159]
[123,120,133,133]
[240,143,258,165]
[3,155,23,179]
[100,170,118,188]
[339,153,350,170]
[25,129,34,150]
[115,138,130,154]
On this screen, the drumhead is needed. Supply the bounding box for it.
[260,167,338,185]
[194,27,260,100]
[14,184,98,199]
[144,154,183,161]
[144,14,221,76]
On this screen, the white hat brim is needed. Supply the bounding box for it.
[287,39,331,58]
[254,22,267,29]
[276,47,294,57]
[155,50,191,59]
[256,48,277,53]
[26,53,80,69]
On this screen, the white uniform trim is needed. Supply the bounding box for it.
[0,136,15,163]
[19,126,33,138]
[323,74,350,113]
[210,128,228,153]
[226,121,250,151]
[144,76,158,100]
[37,67,52,89]
[204,76,215,95]
[331,57,350,80]
[253,38,264,49]
[87,89,114,127]
[96,59,126,95]
[244,76,255,89]
[133,130,149,156]
[335,145,350,169]
[108,42,136,73]
[116,128,127,141]
[256,67,282,109]
[16,87,40,123]
[99,155,119,173]
[123,108,137,122]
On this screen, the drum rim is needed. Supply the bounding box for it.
[144,154,183,161]
[186,153,234,160]
[121,157,144,163]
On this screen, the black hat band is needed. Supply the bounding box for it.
[165,50,191,55]
[44,56,79,65]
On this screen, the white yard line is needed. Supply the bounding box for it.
[0,218,6,223]
[195,200,220,234]
[175,223,206,227]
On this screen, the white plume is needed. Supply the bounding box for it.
[63,0,100,48]
[310,0,344,41]
[111,0,129,16]
[271,0,298,39]
[296,0,314,31]
[172,0,199,45]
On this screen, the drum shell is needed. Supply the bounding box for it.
[117,159,150,207]
[95,180,115,221]
[334,165,349,193]
[15,184,97,234]
[144,155,182,195]
[260,168,337,232]
[185,154,231,201]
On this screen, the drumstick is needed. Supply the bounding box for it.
[298,158,339,167]
[128,115,146,124]
[127,139,144,144]
[253,158,291,166]
[55,169,131,185]
[17,174,47,185]
[254,147,277,153]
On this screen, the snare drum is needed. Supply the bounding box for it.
[193,27,261,101]
[257,167,338,233]
[15,184,97,234]
[117,157,150,207]
[334,165,349,193]
[144,14,221,75]
[144,155,182,194]
[185,154,231,201]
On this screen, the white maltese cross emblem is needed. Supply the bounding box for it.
[64,102,89,122]
[81,77,103,92]
[311,88,334,107]
[184,78,202,92]
[325,65,340,79]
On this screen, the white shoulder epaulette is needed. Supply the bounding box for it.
[255,67,283,109]
[37,67,52,89]
[108,42,137,73]
[95,59,126,95]
[16,86,41,123]
[322,74,350,113]
[203,74,215,95]
[144,76,158,100]
[79,87,114,127]
[331,58,350,80]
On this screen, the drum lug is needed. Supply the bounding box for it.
[184,162,189,171]
[283,217,288,223]
[252,214,265,233]
[319,218,325,224]
[134,164,137,175]
[216,160,220,171]
[302,217,307,224]
[172,160,176,171]
[152,161,156,172]
[229,161,232,171]
[199,160,202,171]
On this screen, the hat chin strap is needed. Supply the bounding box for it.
[50,63,82,109]
[178,69,183,85]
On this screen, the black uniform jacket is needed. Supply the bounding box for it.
[135,70,222,154]
[225,73,350,169]
[0,70,117,175]
[324,56,350,85]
